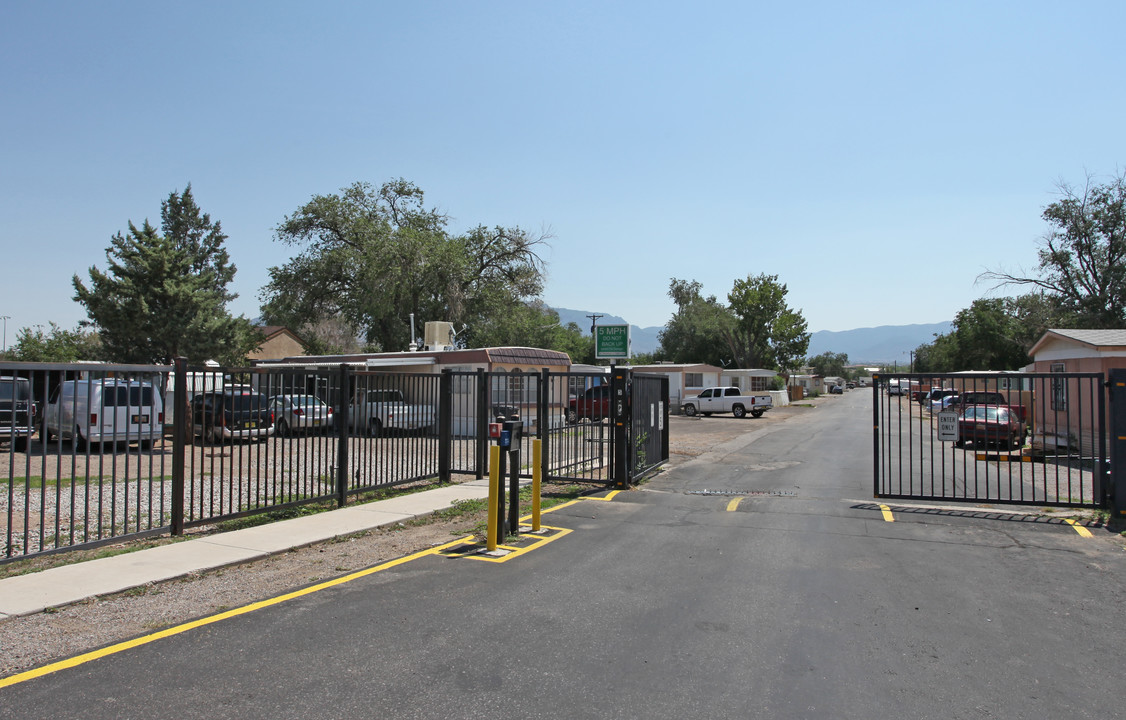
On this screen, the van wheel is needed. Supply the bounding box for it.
[732,405,746,418]
[74,427,87,451]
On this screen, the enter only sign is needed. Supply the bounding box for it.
[937,410,958,442]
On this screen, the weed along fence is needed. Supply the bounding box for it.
[1,360,669,562]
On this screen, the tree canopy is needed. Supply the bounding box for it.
[657,275,809,371]
[807,351,849,378]
[72,186,258,364]
[259,180,550,354]
[7,323,102,362]
[911,295,1056,372]
[981,172,1126,327]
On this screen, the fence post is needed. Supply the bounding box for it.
[438,369,452,483]
[170,357,187,536]
[539,368,550,482]
[476,368,488,479]
[1109,369,1125,519]
[612,366,629,488]
[335,363,351,507]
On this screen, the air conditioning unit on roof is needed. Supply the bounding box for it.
[425,321,455,351]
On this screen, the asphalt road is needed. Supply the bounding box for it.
[4,390,1125,719]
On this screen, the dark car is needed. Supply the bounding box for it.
[956,405,1026,450]
[0,376,35,452]
[566,385,610,423]
[191,388,274,443]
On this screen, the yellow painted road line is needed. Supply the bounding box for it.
[464,525,574,563]
[879,504,895,522]
[1063,518,1093,538]
[726,497,743,512]
[0,536,473,690]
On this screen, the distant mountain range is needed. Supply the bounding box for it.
[806,322,952,365]
[553,307,950,364]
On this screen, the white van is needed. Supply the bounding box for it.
[43,379,164,449]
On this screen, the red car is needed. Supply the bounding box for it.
[566,385,610,423]
[955,405,1026,450]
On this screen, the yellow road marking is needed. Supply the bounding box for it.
[726,497,743,512]
[0,537,472,690]
[2,488,625,689]
[1063,518,1093,538]
[879,504,895,522]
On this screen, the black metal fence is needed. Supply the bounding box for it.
[873,372,1108,508]
[2,360,668,562]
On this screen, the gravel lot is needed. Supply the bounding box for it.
[0,398,825,679]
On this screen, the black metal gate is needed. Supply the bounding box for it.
[873,372,1108,509]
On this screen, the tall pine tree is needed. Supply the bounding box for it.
[73,186,257,364]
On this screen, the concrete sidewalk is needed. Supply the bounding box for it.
[0,478,502,620]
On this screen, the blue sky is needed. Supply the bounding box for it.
[2,1,1124,349]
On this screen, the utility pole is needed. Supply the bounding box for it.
[0,316,9,353]
[585,313,604,336]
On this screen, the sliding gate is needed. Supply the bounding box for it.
[873,372,1108,509]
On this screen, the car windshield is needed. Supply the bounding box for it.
[0,379,30,401]
[964,406,1005,422]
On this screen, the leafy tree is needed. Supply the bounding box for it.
[807,351,849,378]
[470,300,593,362]
[260,180,548,353]
[8,323,101,362]
[725,274,810,371]
[912,296,1050,372]
[73,186,258,364]
[657,279,738,367]
[981,172,1126,327]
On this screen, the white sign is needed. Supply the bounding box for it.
[937,410,958,442]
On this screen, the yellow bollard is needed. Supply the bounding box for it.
[532,439,542,532]
[487,445,500,551]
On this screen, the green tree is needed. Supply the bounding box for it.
[981,172,1126,327]
[656,279,738,367]
[260,180,548,353]
[912,296,1050,372]
[73,187,258,364]
[8,323,102,362]
[469,300,593,362]
[726,274,810,371]
[807,351,849,378]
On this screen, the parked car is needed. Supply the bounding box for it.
[929,394,961,413]
[0,376,35,451]
[959,391,1028,423]
[191,388,274,443]
[683,386,772,418]
[956,405,1026,450]
[921,387,957,406]
[350,388,435,436]
[43,379,163,450]
[828,384,843,394]
[566,384,611,423]
[269,394,333,436]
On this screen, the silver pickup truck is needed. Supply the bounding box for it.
[682,386,773,418]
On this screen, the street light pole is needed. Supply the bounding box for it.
[0,316,9,353]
